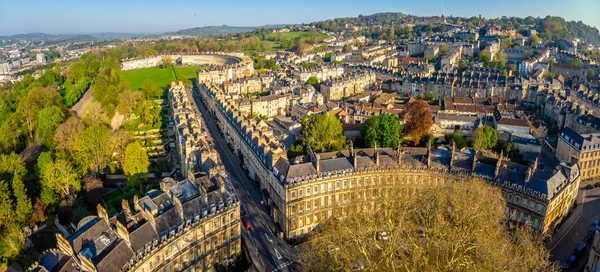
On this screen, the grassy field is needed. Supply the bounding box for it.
[173,65,206,83]
[121,67,176,91]
[266,31,328,42]
[121,65,207,91]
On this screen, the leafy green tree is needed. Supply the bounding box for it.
[587,69,595,79]
[483,126,498,149]
[528,34,540,46]
[123,142,149,177]
[16,87,63,142]
[68,62,86,84]
[570,58,583,67]
[73,124,112,174]
[480,53,490,66]
[42,158,80,198]
[0,180,13,226]
[301,114,346,152]
[305,76,320,91]
[508,64,517,72]
[37,106,66,147]
[360,114,402,148]
[453,129,467,149]
[472,128,486,152]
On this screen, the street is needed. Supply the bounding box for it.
[192,84,300,272]
[549,187,600,271]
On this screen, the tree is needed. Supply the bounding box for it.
[16,86,62,143]
[42,158,81,198]
[160,56,173,68]
[54,116,86,153]
[508,64,517,72]
[301,114,346,152]
[0,180,13,226]
[453,129,467,149]
[111,129,133,170]
[37,105,66,147]
[292,42,310,56]
[73,124,112,174]
[439,44,448,55]
[67,62,86,84]
[482,126,498,149]
[360,114,402,148]
[472,127,486,152]
[141,79,161,98]
[305,76,320,91]
[495,51,506,70]
[480,53,490,66]
[528,34,540,46]
[587,68,595,79]
[301,178,553,271]
[401,100,433,145]
[123,142,149,177]
[117,89,142,116]
[570,58,583,67]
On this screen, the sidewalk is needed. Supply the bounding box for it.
[546,189,586,250]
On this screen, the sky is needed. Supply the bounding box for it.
[0,0,599,36]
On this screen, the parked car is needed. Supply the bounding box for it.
[575,242,586,256]
[586,184,594,190]
[244,217,252,230]
[240,206,248,219]
[563,255,576,269]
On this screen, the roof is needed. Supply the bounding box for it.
[560,127,600,152]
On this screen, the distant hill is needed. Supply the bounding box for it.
[0,32,144,41]
[169,25,288,36]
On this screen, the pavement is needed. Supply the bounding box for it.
[548,187,600,271]
[192,84,300,272]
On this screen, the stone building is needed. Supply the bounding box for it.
[556,127,600,181]
[199,83,580,240]
[320,71,376,102]
[28,176,241,272]
[293,64,344,82]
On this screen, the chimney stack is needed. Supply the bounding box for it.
[495,151,503,178]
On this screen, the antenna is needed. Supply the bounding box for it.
[441,0,447,24]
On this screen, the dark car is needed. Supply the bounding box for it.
[563,255,576,269]
[575,242,586,256]
[586,184,594,190]
[240,206,247,219]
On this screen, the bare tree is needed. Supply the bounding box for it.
[300,177,555,271]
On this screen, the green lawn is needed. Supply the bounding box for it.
[121,67,176,91]
[266,31,328,42]
[121,65,208,91]
[173,65,206,84]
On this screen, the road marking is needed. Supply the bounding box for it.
[274,248,282,260]
[265,232,273,243]
[272,261,294,272]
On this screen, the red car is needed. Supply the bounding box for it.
[244,218,252,230]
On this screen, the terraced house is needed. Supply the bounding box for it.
[199,81,580,240]
[28,175,241,272]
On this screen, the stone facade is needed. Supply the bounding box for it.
[320,71,376,102]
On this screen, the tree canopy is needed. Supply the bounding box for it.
[123,142,149,177]
[73,124,112,174]
[360,114,402,148]
[301,113,346,152]
[401,100,433,145]
[473,126,498,152]
[301,177,553,271]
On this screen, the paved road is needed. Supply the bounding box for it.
[191,85,300,272]
[550,187,600,271]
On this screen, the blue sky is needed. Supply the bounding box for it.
[0,0,598,35]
